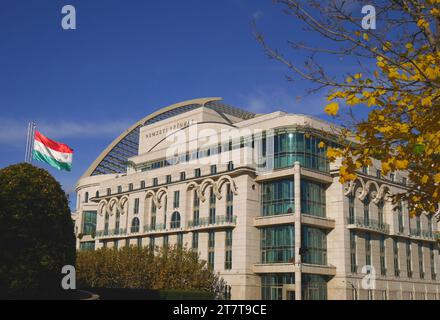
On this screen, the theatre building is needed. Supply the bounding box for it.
[73,97,440,300]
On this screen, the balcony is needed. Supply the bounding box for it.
[187,215,237,230]
[143,223,166,233]
[346,216,390,234]
[409,228,436,241]
[95,228,127,238]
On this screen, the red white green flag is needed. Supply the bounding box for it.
[33,131,73,171]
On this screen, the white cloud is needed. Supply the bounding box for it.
[237,87,328,116]
[0,118,133,145]
[252,10,263,21]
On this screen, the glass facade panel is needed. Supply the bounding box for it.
[301,180,326,217]
[82,210,97,235]
[302,274,328,300]
[261,179,294,216]
[261,273,295,300]
[79,241,95,251]
[269,131,331,172]
[301,226,327,265]
[261,225,295,264]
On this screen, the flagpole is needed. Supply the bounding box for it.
[25,122,30,163]
[29,122,36,164]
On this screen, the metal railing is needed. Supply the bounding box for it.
[95,228,127,238]
[347,216,390,233]
[187,215,237,228]
[410,228,436,240]
[143,223,166,233]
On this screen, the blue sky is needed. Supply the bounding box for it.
[0,0,363,209]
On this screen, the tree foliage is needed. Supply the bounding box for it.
[0,163,76,297]
[255,0,440,216]
[76,245,227,299]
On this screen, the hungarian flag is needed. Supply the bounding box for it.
[33,131,73,171]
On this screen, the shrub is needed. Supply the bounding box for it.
[0,163,76,298]
[77,245,226,299]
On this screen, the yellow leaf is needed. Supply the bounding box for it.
[363,33,369,41]
[318,141,325,148]
[324,102,339,116]
[421,175,429,184]
[434,173,440,183]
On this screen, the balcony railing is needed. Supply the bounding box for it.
[410,228,436,240]
[347,216,390,233]
[187,215,237,228]
[143,223,166,233]
[95,228,127,238]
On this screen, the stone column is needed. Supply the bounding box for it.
[294,161,302,300]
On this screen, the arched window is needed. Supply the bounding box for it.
[84,192,89,203]
[104,212,109,235]
[131,217,140,233]
[171,211,181,229]
[95,191,99,198]
[115,210,120,231]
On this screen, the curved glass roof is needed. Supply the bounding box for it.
[87,98,255,177]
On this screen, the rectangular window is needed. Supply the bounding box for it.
[225,230,232,270]
[430,243,436,280]
[210,165,217,175]
[302,226,327,265]
[402,177,407,185]
[261,179,294,216]
[227,161,234,171]
[134,198,139,214]
[79,241,95,251]
[149,236,155,249]
[192,232,199,249]
[208,231,215,269]
[117,185,122,193]
[226,184,233,221]
[261,226,295,264]
[129,183,133,191]
[137,237,142,247]
[362,166,368,174]
[261,273,294,300]
[209,187,216,224]
[376,169,381,179]
[125,238,130,247]
[390,173,395,182]
[378,201,384,227]
[365,232,371,266]
[194,168,201,178]
[180,171,186,181]
[418,242,424,279]
[153,178,158,186]
[397,202,404,233]
[173,190,180,208]
[107,188,111,196]
[163,234,169,248]
[350,231,357,273]
[301,179,326,217]
[380,235,386,276]
[82,211,97,235]
[406,240,412,278]
[114,240,118,250]
[177,233,183,248]
[192,191,200,226]
[416,216,421,236]
[348,196,355,224]
[140,180,146,189]
[393,238,400,277]
[363,195,370,225]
